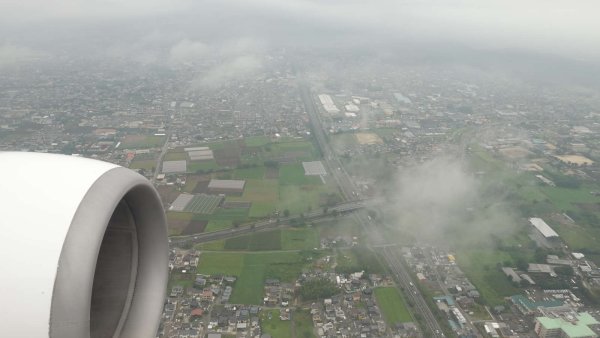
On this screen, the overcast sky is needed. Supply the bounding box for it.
[1,0,600,68]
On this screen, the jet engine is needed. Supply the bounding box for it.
[0,152,168,338]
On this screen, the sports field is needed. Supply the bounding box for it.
[374,287,412,325]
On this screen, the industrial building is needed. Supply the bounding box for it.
[162,160,187,173]
[534,312,598,338]
[302,161,327,176]
[530,217,560,238]
[184,146,214,161]
[207,179,245,194]
[318,94,340,114]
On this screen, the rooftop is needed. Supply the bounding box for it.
[162,160,187,173]
[537,312,599,338]
[302,161,327,176]
[208,179,246,190]
[529,217,559,238]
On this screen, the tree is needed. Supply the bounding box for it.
[298,279,339,300]
[283,209,290,217]
[516,258,528,271]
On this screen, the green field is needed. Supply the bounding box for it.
[195,239,226,251]
[188,160,220,173]
[249,202,276,218]
[374,287,413,325]
[192,208,249,222]
[282,228,320,250]
[129,159,155,171]
[539,185,600,211]
[121,134,165,149]
[293,310,315,338]
[244,135,271,147]
[260,310,292,338]
[224,230,282,251]
[317,217,362,239]
[164,151,188,161]
[278,185,326,214]
[197,252,306,304]
[204,220,233,233]
[243,179,279,202]
[279,164,322,185]
[455,249,520,305]
[233,166,265,179]
[167,272,194,292]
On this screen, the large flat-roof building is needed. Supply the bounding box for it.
[185,146,214,161]
[530,218,559,238]
[162,160,187,173]
[207,179,245,194]
[535,312,598,338]
[302,161,327,176]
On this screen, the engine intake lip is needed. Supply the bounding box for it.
[50,167,168,338]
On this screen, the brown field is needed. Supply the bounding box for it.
[554,155,594,166]
[166,212,193,235]
[181,220,208,235]
[192,181,210,194]
[355,133,383,145]
[183,174,210,193]
[575,203,600,213]
[214,145,241,167]
[157,185,181,205]
[498,146,531,159]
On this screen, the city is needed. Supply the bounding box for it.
[2,1,600,337]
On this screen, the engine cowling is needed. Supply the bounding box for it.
[0,152,168,338]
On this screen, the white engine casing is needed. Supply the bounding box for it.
[0,152,168,338]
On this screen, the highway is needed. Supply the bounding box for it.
[299,80,445,337]
[379,246,445,337]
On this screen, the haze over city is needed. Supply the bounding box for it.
[2,1,600,337]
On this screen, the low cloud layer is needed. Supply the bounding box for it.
[192,55,263,89]
[385,156,517,246]
[2,0,599,61]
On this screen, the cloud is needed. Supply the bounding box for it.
[0,0,192,23]
[1,0,599,63]
[168,39,210,65]
[384,156,517,246]
[193,55,263,89]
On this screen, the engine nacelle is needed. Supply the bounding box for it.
[0,152,168,338]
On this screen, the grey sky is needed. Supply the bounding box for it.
[1,0,600,66]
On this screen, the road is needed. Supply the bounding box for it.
[299,80,445,337]
[170,200,365,246]
[152,132,170,183]
[379,246,445,337]
[299,84,357,201]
